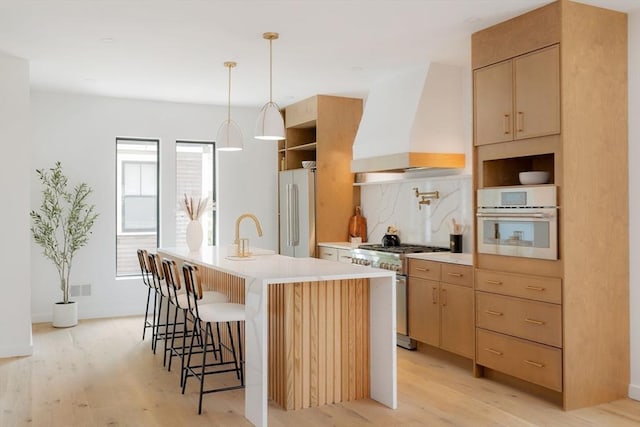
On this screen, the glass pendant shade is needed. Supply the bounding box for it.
[216,119,243,151]
[255,101,285,140]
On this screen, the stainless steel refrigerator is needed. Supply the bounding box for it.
[279,168,316,257]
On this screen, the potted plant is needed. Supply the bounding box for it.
[30,162,98,327]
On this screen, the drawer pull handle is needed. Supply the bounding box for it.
[432,287,438,304]
[526,285,546,292]
[340,256,352,259]
[524,318,545,326]
[524,359,545,368]
[486,280,503,285]
[325,252,334,256]
[503,114,511,135]
[484,347,503,356]
[447,272,463,278]
[441,288,447,306]
[416,267,429,272]
[485,310,504,316]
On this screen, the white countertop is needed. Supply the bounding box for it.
[318,241,361,250]
[405,252,473,266]
[159,246,394,283]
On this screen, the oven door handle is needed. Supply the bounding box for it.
[476,211,554,219]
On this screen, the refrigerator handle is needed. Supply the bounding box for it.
[292,184,300,245]
[286,184,293,246]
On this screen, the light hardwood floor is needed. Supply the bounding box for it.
[1,316,639,426]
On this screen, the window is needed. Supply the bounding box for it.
[116,138,158,276]
[176,141,215,247]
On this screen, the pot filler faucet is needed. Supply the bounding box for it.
[234,213,264,256]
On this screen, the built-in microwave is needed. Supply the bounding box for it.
[476,185,558,260]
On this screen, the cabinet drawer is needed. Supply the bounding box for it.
[441,264,473,288]
[408,259,441,281]
[476,292,562,347]
[318,246,338,261]
[337,248,353,264]
[475,269,561,304]
[476,329,562,392]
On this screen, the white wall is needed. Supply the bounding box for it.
[628,9,640,401]
[30,91,277,322]
[0,51,33,356]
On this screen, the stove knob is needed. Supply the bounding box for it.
[379,262,387,269]
[364,260,371,266]
[392,264,401,272]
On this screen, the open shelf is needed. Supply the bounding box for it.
[482,153,554,187]
[288,142,317,151]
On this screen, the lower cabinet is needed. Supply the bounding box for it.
[408,259,474,358]
[318,245,353,263]
[475,268,563,391]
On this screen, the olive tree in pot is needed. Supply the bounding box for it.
[30,162,98,327]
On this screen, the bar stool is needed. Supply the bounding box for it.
[161,258,229,382]
[181,262,245,414]
[147,252,171,357]
[136,249,155,341]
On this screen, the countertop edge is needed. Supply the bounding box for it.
[404,252,473,266]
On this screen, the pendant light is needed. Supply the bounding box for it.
[255,32,285,141]
[216,61,243,151]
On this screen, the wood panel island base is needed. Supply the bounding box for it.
[159,247,396,427]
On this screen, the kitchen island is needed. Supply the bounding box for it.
[158,246,396,427]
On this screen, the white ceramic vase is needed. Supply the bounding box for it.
[52,301,78,328]
[186,219,203,252]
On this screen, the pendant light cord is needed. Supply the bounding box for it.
[227,63,232,122]
[269,37,273,103]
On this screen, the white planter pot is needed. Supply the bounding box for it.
[186,219,203,252]
[52,301,78,328]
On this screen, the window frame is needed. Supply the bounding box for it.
[115,137,160,277]
[175,140,216,245]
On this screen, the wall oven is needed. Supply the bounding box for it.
[476,185,558,260]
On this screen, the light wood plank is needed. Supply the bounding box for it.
[7,318,640,427]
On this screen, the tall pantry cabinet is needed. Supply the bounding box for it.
[472,0,628,410]
[279,95,363,248]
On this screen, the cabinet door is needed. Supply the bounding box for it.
[474,60,513,146]
[318,246,338,261]
[514,45,560,140]
[440,283,474,358]
[408,277,440,347]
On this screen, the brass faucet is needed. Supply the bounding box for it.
[234,213,264,246]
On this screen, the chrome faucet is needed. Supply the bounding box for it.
[234,213,264,246]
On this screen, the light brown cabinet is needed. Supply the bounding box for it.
[408,259,473,358]
[474,44,560,146]
[279,95,363,246]
[472,0,628,410]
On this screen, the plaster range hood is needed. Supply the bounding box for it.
[351,62,467,174]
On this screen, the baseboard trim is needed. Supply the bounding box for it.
[32,306,145,324]
[629,384,640,401]
[0,343,33,358]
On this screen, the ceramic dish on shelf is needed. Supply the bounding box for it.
[302,161,316,169]
[519,171,550,185]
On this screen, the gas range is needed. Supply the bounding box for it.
[351,244,450,275]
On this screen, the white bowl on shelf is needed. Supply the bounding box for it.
[302,161,316,169]
[519,171,550,185]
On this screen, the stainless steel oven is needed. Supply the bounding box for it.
[477,185,558,260]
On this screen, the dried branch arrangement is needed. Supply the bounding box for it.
[183,194,209,220]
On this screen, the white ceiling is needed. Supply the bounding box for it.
[0,0,637,108]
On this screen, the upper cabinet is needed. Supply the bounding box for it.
[474,45,560,146]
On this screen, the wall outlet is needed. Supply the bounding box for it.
[70,284,91,297]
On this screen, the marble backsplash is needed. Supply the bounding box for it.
[359,175,473,253]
